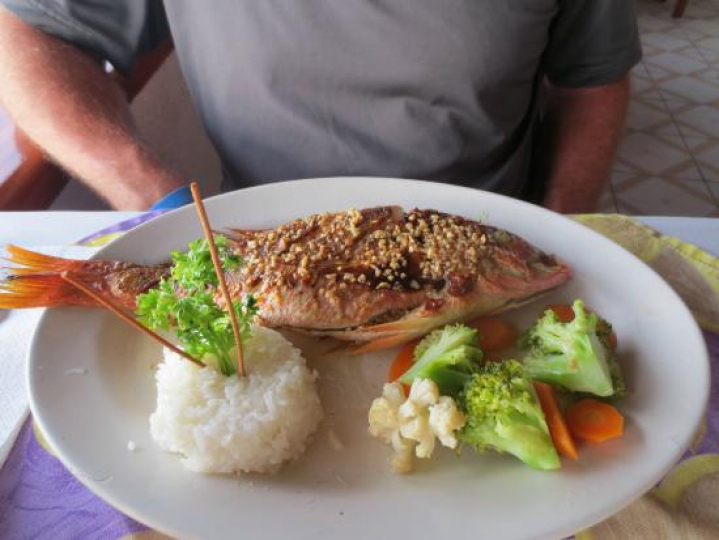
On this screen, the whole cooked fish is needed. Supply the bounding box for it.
[0,207,571,351]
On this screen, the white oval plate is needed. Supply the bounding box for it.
[28,178,709,540]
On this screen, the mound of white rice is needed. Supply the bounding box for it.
[149,325,323,474]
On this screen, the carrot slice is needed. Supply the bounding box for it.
[546,304,575,323]
[469,316,518,353]
[548,304,618,351]
[388,339,420,395]
[534,382,579,460]
[566,399,624,444]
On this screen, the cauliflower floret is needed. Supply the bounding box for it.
[389,430,415,473]
[368,383,403,443]
[399,397,435,458]
[408,377,440,407]
[369,382,416,473]
[399,379,439,458]
[368,378,466,473]
[429,396,465,449]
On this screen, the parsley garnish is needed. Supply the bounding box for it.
[136,236,257,375]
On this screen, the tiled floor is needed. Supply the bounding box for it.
[602,0,719,215]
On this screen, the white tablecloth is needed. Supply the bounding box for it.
[0,211,718,465]
[0,212,136,464]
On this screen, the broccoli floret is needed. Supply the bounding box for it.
[399,324,482,396]
[518,300,615,397]
[606,357,626,398]
[458,360,560,470]
[595,318,627,399]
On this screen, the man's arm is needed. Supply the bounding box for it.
[539,76,630,214]
[0,6,184,210]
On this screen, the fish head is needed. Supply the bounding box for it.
[470,226,573,306]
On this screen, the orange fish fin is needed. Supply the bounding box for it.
[348,333,418,355]
[0,274,97,309]
[3,244,86,274]
[1,245,97,309]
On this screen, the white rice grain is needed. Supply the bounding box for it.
[149,325,323,474]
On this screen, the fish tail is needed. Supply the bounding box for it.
[0,245,99,309]
[2,244,89,275]
[0,274,96,308]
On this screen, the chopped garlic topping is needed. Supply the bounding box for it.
[368,378,465,473]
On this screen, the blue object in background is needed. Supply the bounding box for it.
[149,185,194,210]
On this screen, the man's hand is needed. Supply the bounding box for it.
[539,77,630,214]
[0,6,184,210]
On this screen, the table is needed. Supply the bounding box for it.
[1,211,717,540]
[0,211,139,246]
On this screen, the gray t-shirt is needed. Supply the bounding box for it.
[2,0,641,197]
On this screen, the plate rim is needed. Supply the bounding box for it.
[26,177,711,540]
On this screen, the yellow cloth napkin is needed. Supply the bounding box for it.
[573,215,719,540]
[574,214,719,332]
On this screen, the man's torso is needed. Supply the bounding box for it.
[164,0,559,194]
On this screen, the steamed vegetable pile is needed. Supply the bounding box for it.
[368,300,626,473]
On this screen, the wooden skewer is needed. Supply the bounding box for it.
[60,272,204,368]
[189,182,245,377]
